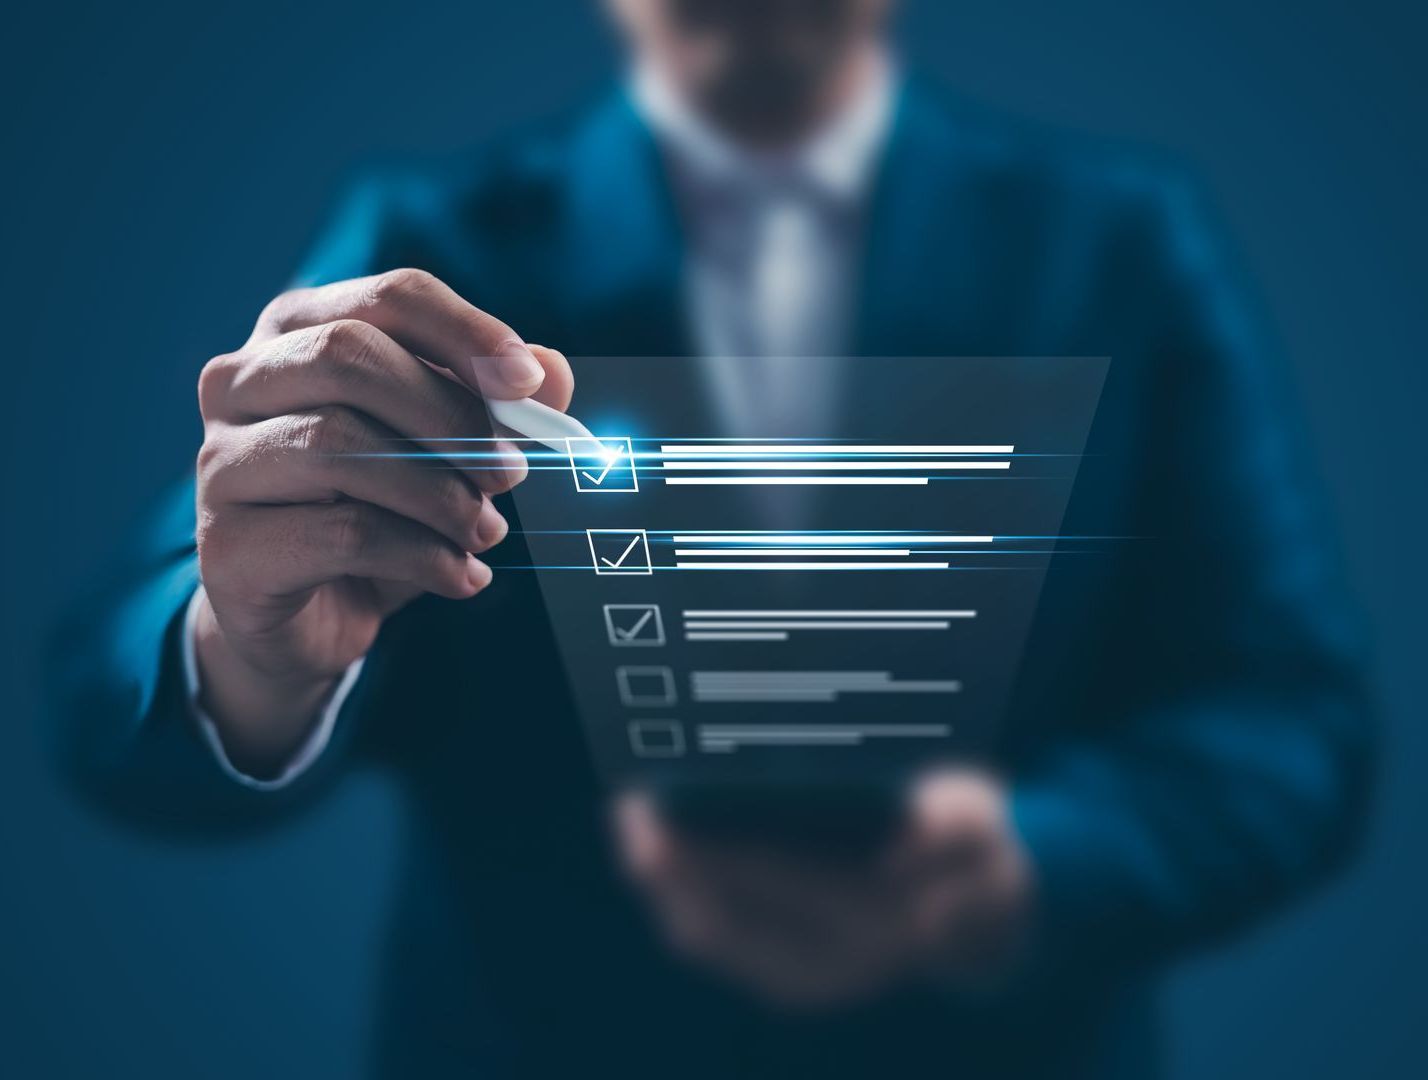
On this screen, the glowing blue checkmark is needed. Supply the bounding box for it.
[569,437,638,492]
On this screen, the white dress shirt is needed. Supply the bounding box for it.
[188,59,898,788]
[633,56,894,437]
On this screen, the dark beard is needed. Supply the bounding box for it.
[699,57,833,145]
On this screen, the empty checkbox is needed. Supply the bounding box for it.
[616,666,677,707]
[627,720,685,758]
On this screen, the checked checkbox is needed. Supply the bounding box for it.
[587,529,653,575]
[603,604,665,647]
[568,437,638,493]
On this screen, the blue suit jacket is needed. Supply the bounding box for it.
[51,81,1374,1078]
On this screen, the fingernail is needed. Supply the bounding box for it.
[495,439,529,485]
[477,502,508,546]
[496,342,544,389]
[466,554,492,590]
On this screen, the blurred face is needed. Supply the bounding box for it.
[608,0,893,142]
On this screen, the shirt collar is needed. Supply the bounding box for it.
[630,52,897,205]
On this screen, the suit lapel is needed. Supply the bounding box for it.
[851,81,975,359]
[557,91,693,358]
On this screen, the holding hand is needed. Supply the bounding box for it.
[193,269,572,776]
[616,771,1035,1008]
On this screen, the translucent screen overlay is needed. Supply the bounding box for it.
[501,356,1109,789]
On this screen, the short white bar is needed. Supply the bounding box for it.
[661,461,1009,470]
[684,621,951,630]
[700,734,863,744]
[697,682,961,694]
[675,561,949,570]
[684,631,790,641]
[660,444,1014,455]
[695,692,839,701]
[670,535,994,544]
[682,610,977,618]
[662,477,930,486]
[694,676,891,685]
[673,548,912,557]
[693,671,889,679]
[700,725,951,738]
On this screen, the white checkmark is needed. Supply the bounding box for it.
[600,534,644,568]
[615,608,655,639]
[581,446,623,486]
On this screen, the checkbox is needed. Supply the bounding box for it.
[587,529,652,575]
[603,603,665,647]
[616,666,677,707]
[627,720,685,758]
[569,437,638,493]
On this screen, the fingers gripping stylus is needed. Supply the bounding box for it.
[486,396,597,453]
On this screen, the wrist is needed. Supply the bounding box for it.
[941,843,1037,992]
[192,595,339,779]
[907,772,1038,991]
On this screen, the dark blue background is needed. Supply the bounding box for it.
[2,2,1423,1076]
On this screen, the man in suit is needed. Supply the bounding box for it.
[53,0,1374,1075]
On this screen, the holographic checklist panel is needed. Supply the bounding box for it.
[502,357,1108,788]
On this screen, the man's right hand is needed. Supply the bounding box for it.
[192,269,572,778]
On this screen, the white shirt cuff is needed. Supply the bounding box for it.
[181,586,364,791]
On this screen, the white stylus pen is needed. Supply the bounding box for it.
[485,396,597,453]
